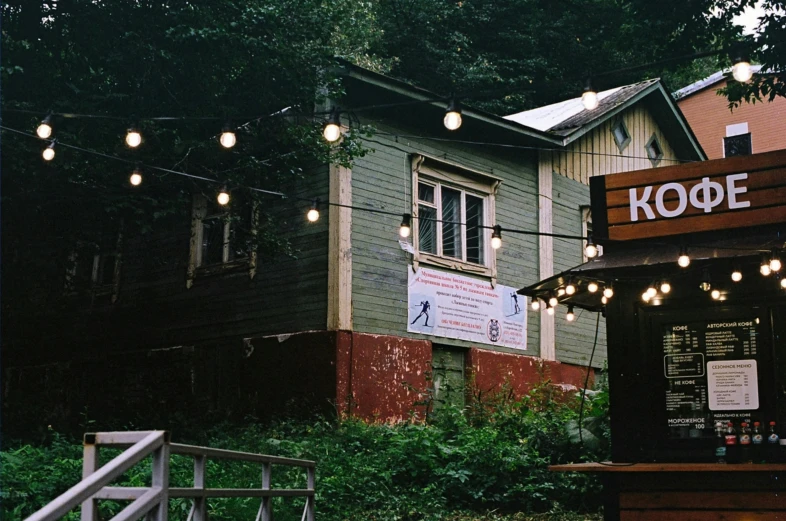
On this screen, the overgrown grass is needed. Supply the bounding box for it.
[1,380,608,521]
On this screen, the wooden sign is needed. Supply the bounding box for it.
[590,149,786,241]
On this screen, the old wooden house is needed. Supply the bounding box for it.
[2,64,704,433]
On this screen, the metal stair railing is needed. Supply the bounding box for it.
[23,431,317,521]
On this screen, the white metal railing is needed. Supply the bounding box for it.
[23,431,316,521]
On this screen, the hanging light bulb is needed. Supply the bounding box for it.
[399,213,412,238]
[307,199,320,222]
[42,141,56,161]
[660,281,671,294]
[761,254,772,276]
[219,124,237,148]
[36,115,53,139]
[323,109,342,142]
[443,99,462,131]
[565,279,576,295]
[781,278,786,289]
[491,225,502,250]
[711,289,721,300]
[217,187,230,206]
[125,127,142,148]
[587,282,598,293]
[699,269,712,291]
[581,79,599,110]
[769,250,781,272]
[645,283,657,299]
[548,294,558,308]
[129,168,143,186]
[585,236,598,259]
[642,291,652,302]
[557,288,566,297]
[546,304,555,316]
[730,46,753,83]
[531,299,541,311]
[603,285,614,299]
[732,263,743,282]
[678,246,690,268]
[601,295,608,305]
[566,305,575,322]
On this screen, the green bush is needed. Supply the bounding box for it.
[1,381,608,521]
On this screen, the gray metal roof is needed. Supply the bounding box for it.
[673,66,764,99]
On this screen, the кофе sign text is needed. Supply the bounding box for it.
[590,149,786,241]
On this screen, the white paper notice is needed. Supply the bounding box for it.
[707,360,759,411]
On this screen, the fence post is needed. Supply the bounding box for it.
[80,438,100,521]
[193,455,208,521]
[306,467,315,521]
[151,436,170,521]
[260,462,272,521]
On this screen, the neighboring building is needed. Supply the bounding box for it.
[675,67,786,159]
[1,65,704,434]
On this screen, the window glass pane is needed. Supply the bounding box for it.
[724,133,752,157]
[465,194,484,264]
[441,187,462,259]
[418,182,434,204]
[201,217,226,265]
[418,206,437,254]
[613,124,629,145]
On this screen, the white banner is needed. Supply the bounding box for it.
[407,266,526,350]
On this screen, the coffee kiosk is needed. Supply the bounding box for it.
[519,149,786,520]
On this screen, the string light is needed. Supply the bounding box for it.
[399,214,412,238]
[566,305,575,322]
[546,304,555,316]
[125,127,142,148]
[42,141,56,161]
[531,298,540,311]
[711,289,721,300]
[732,264,743,282]
[678,246,690,268]
[581,79,599,110]
[323,109,341,142]
[217,187,230,206]
[660,281,671,294]
[731,46,753,82]
[603,285,614,299]
[601,295,608,305]
[219,124,237,149]
[587,282,598,293]
[642,290,652,302]
[565,279,576,295]
[557,288,566,297]
[699,269,712,291]
[548,294,558,308]
[36,115,53,139]
[585,236,598,259]
[761,254,772,276]
[781,278,786,289]
[307,199,320,222]
[443,99,462,131]
[645,282,657,299]
[769,249,781,272]
[491,225,502,249]
[129,168,143,186]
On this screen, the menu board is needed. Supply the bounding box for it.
[662,319,760,438]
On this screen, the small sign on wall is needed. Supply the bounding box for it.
[708,360,760,411]
[407,266,527,350]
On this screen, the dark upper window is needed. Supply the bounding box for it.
[612,120,631,152]
[724,133,752,157]
[645,134,664,167]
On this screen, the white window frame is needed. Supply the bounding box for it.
[187,194,257,287]
[411,155,500,279]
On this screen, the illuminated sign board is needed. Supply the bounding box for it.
[590,149,786,241]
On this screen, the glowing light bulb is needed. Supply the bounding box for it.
[781,278,786,289]
[660,282,671,294]
[770,257,781,272]
[220,131,236,148]
[603,287,614,299]
[585,242,598,259]
[732,270,742,282]
[732,60,753,82]
[546,306,555,316]
[645,286,657,299]
[490,225,502,250]
[126,129,142,148]
[42,145,55,161]
[531,299,540,311]
[678,254,690,268]
[217,190,230,206]
[642,291,651,302]
[443,100,462,131]
[565,283,576,295]
[711,289,721,300]
[549,296,558,307]
[587,282,598,293]
[601,295,608,305]
[130,170,142,186]
[566,306,575,322]
[557,288,566,297]
[761,263,772,276]
[37,117,52,139]
[307,200,319,222]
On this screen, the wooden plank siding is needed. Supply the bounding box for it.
[350,121,542,356]
[551,173,608,367]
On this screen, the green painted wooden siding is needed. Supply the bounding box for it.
[350,121,541,357]
[551,172,608,368]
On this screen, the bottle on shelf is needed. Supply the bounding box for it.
[768,421,780,444]
[752,421,764,462]
[725,421,738,463]
[767,421,780,463]
[739,422,753,463]
[714,421,727,463]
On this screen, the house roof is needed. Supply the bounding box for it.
[673,65,764,99]
[504,78,705,160]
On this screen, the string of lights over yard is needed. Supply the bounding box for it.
[4,42,766,321]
